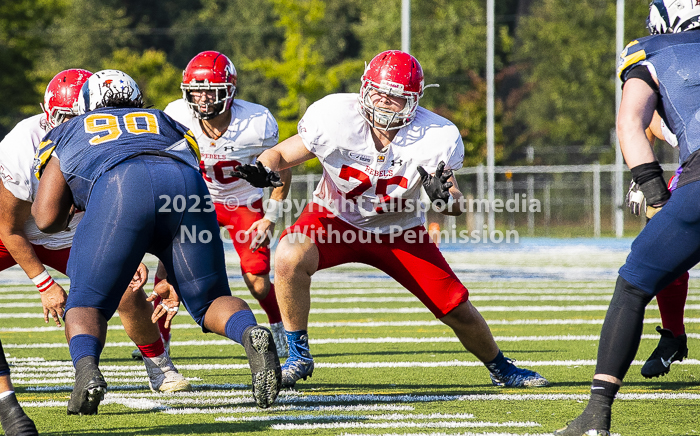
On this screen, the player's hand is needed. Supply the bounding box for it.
[147,278,180,329]
[40,282,67,327]
[231,162,284,188]
[129,263,149,292]
[417,161,453,204]
[245,219,275,252]
[626,180,646,216]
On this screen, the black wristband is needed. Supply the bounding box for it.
[630,161,664,185]
[640,177,670,206]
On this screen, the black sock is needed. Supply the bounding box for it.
[579,379,619,430]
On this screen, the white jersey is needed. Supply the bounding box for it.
[164,99,279,206]
[298,93,465,233]
[0,114,82,249]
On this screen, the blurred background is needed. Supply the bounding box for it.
[1,0,673,237]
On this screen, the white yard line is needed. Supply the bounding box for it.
[4,333,699,349]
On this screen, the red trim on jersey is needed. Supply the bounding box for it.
[214,199,271,275]
[280,203,469,318]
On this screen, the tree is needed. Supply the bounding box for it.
[0,0,64,137]
[102,48,182,110]
[510,0,651,164]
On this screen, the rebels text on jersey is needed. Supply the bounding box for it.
[0,114,81,249]
[299,93,464,234]
[34,108,200,210]
[164,99,279,205]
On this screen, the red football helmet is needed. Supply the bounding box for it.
[41,69,93,128]
[181,51,237,119]
[359,50,425,130]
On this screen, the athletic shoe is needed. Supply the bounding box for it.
[554,414,611,436]
[488,357,549,387]
[242,325,281,408]
[132,337,170,360]
[641,326,688,378]
[270,322,289,358]
[281,356,314,388]
[0,393,38,436]
[281,332,314,388]
[143,354,191,393]
[67,356,107,415]
[554,424,611,436]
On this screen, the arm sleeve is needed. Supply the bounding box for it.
[623,65,659,93]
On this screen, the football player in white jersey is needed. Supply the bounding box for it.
[233,50,550,389]
[0,70,190,429]
[161,51,291,358]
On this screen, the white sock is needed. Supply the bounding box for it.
[0,390,14,400]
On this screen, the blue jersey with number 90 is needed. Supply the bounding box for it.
[34,107,201,210]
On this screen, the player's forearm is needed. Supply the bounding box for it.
[440,189,464,217]
[0,231,47,279]
[269,168,292,201]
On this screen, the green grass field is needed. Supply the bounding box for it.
[1,242,698,436]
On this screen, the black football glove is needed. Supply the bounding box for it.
[231,161,284,188]
[417,161,453,204]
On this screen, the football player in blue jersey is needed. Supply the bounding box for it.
[31,70,281,415]
[627,113,689,380]
[556,1,700,435]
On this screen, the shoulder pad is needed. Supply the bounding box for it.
[617,39,647,81]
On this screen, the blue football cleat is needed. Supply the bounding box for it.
[488,357,549,387]
[281,356,315,388]
[281,332,314,388]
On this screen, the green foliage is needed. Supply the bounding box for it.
[36,0,135,75]
[513,0,617,163]
[0,0,64,135]
[511,0,652,165]
[353,0,486,111]
[245,0,363,136]
[102,49,182,110]
[242,0,363,172]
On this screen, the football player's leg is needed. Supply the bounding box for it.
[228,203,288,357]
[368,226,547,387]
[642,271,689,378]
[117,277,190,392]
[274,232,320,386]
[0,340,38,436]
[155,163,280,407]
[556,183,700,435]
[64,159,156,415]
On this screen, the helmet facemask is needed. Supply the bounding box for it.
[359,80,421,131]
[182,81,235,120]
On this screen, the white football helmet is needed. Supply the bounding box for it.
[78,69,143,114]
[647,0,700,34]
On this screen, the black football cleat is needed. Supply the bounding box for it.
[641,326,688,378]
[242,326,281,408]
[67,356,107,415]
[0,393,38,436]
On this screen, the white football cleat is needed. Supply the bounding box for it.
[143,352,191,393]
[270,322,289,358]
